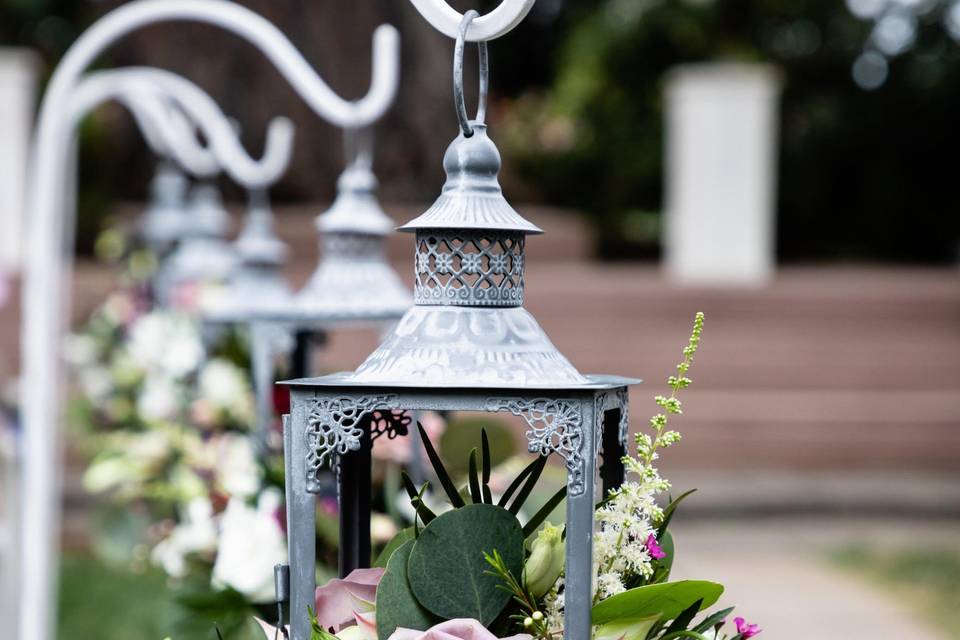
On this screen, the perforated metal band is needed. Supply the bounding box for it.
[414,228,524,307]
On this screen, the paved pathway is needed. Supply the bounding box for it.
[671,518,958,640]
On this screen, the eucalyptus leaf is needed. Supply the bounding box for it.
[592,580,724,625]
[407,504,524,625]
[374,527,414,569]
[376,540,438,640]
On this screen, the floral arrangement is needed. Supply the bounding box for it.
[260,313,761,640]
[67,276,431,634]
[66,285,294,635]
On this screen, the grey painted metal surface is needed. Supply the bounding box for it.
[350,126,589,388]
[139,161,189,256]
[295,161,411,322]
[158,182,238,304]
[207,189,294,322]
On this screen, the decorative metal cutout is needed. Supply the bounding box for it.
[485,397,587,495]
[414,229,525,307]
[304,394,396,492]
[322,232,383,259]
[594,392,608,456]
[369,409,412,442]
[616,387,630,449]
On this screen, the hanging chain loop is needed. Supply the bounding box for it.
[454,9,488,137]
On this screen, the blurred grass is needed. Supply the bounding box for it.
[830,544,960,636]
[57,554,262,640]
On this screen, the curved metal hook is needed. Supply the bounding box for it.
[69,71,220,176]
[409,0,537,41]
[76,67,294,189]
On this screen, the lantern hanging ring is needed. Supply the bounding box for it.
[454,10,488,137]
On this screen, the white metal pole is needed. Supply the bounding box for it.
[20,3,399,638]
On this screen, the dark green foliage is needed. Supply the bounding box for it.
[522,486,567,538]
[376,540,438,640]
[656,489,697,540]
[407,504,525,625]
[592,580,724,626]
[417,422,465,508]
[662,597,703,636]
[502,0,960,262]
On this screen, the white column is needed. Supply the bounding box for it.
[664,63,781,285]
[0,48,40,271]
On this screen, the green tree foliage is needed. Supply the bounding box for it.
[500,0,960,262]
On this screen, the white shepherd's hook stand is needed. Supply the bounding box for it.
[408,0,537,41]
[71,67,296,187]
[18,1,399,638]
[70,67,297,185]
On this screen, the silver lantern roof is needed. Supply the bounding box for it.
[294,123,595,389]
[205,189,295,322]
[139,161,189,256]
[293,155,411,324]
[158,182,238,304]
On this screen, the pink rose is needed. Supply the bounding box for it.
[389,619,532,640]
[315,567,385,632]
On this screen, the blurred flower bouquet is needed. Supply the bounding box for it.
[262,313,761,640]
[66,285,294,633]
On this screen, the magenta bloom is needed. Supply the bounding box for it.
[644,533,667,560]
[734,616,761,638]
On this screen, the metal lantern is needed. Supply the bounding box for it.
[280,26,638,639]
[223,134,411,449]
[139,160,189,257]
[210,188,294,319]
[158,181,238,307]
[295,144,411,324]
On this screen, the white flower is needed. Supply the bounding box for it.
[136,375,181,421]
[152,497,218,578]
[84,431,171,494]
[199,359,254,424]
[63,334,98,366]
[213,433,262,499]
[597,571,627,599]
[78,367,112,403]
[127,312,204,377]
[212,489,287,603]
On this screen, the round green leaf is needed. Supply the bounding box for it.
[374,527,415,569]
[407,503,524,625]
[376,540,438,640]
